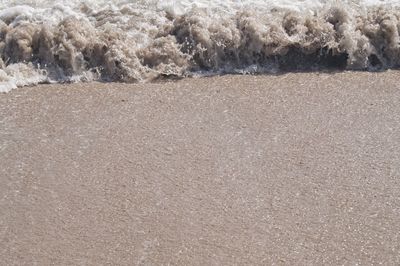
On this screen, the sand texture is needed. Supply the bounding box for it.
[1,72,400,265]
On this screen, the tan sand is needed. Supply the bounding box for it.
[1,72,400,265]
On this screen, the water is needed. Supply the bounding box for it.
[0,0,399,92]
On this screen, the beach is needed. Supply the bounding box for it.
[1,71,400,264]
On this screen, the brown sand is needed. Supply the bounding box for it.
[1,72,400,265]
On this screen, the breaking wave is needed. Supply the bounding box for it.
[1,0,400,91]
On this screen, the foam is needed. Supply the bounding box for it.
[1,0,400,91]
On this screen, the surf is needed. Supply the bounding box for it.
[1,0,400,92]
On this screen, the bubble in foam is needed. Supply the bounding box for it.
[0,63,47,92]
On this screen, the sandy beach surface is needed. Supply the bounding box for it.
[1,72,400,265]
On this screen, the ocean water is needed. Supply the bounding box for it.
[0,0,399,92]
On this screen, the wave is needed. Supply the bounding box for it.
[1,0,400,91]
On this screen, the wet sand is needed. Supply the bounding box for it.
[1,72,400,265]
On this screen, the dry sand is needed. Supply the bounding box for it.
[1,72,400,265]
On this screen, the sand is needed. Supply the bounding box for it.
[1,72,400,265]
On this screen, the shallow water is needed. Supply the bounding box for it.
[2,72,400,264]
[1,0,400,91]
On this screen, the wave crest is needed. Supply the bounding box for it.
[1,1,400,91]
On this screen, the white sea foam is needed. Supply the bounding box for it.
[1,0,400,91]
